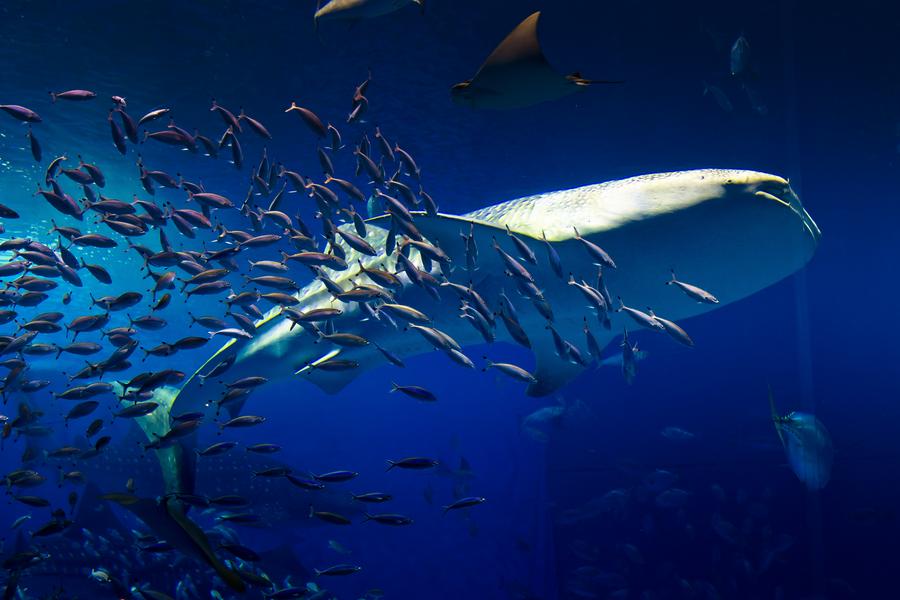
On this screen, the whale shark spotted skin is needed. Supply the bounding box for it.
[139,169,819,498]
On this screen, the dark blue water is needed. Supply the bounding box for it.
[0,0,897,598]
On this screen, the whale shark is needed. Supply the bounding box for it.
[130,168,819,588]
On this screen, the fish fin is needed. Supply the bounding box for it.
[302,349,367,395]
[768,384,786,448]
[527,338,586,397]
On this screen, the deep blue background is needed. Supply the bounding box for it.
[0,0,898,598]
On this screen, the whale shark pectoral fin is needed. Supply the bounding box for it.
[526,346,586,397]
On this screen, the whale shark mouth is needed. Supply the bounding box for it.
[752,179,822,244]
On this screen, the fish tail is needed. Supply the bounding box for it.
[768,384,786,448]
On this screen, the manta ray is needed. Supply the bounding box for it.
[133,168,819,589]
[451,11,623,109]
[314,0,424,23]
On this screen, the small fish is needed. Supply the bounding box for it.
[138,107,170,126]
[505,225,536,264]
[621,329,638,385]
[50,89,96,102]
[492,237,535,283]
[442,496,486,514]
[246,443,281,454]
[309,507,352,525]
[216,512,261,524]
[11,514,31,529]
[287,474,325,490]
[210,98,241,132]
[328,539,353,555]
[730,35,751,77]
[26,126,41,162]
[573,227,616,269]
[0,104,41,122]
[362,512,413,526]
[315,0,423,22]
[483,360,537,384]
[285,102,326,137]
[542,230,564,278]
[65,401,100,424]
[390,383,436,402]
[220,415,266,429]
[220,543,260,562]
[314,470,359,483]
[648,309,694,347]
[352,492,393,503]
[114,402,159,419]
[225,376,268,389]
[656,488,691,508]
[314,564,362,577]
[238,108,272,139]
[197,441,239,457]
[661,426,695,441]
[254,466,292,478]
[615,298,664,332]
[703,81,733,112]
[14,495,51,508]
[386,457,438,471]
[666,270,719,304]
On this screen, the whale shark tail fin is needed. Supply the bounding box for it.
[103,492,246,592]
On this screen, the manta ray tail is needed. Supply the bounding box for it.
[567,73,626,86]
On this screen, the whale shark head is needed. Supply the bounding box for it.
[454,169,819,312]
[425,168,817,395]
[469,169,819,247]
